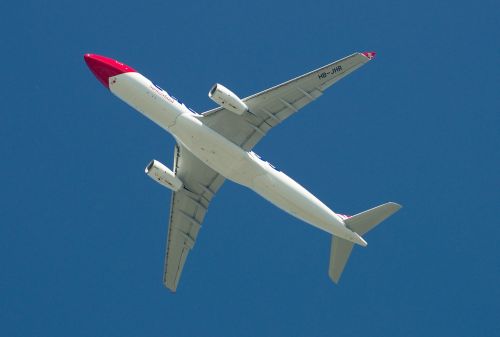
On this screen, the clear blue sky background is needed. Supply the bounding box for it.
[1,1,498,336]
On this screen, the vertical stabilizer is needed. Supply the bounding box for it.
[329,236,354,283]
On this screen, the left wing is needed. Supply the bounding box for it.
[199,52,375,150]
[163,144,225,291]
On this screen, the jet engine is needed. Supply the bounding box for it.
[208,83,249,115]
[145,160,183,191]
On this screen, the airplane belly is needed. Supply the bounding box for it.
[105,71,260,186]
[169,115,357,241]
[170,114,262,186]
[96,64,360,243]
[109,72,181,130]
[250,170,355,240]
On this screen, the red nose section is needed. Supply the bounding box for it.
[84,54,136,88]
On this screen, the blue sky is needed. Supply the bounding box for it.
[1,0,498,336]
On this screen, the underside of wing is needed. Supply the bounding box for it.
[163,144,225,291]
[199,52,375,150]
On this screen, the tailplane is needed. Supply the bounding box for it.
[329,202,401,284]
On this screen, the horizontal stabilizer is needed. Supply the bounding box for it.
[345,202,402,236]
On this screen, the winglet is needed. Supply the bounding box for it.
[361,51,376,60]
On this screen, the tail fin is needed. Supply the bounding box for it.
[329,236,355,283]
[328,202,402,284]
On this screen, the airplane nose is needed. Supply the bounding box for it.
[84,54,136,89]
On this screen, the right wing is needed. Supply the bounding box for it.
[199,52,375,150]
[163,144,225,292]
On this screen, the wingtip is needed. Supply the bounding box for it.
[387,202,403,210]
[361,51,376,60]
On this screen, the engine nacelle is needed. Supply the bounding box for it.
[145,160,183,192]
[208,83,249,115]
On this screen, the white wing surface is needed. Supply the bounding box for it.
[199,52,375,150]
[163,144,225,291]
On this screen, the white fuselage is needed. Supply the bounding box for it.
[110,72,366,246]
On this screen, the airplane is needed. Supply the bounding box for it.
[84,52,401,292]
